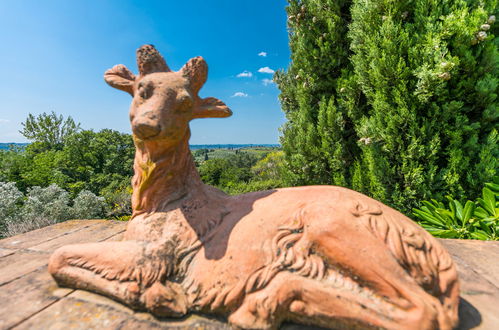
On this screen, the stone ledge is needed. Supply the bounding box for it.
[0,220,497,329]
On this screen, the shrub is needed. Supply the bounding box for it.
[100,184,132,219]
[22,184,72,222]
[0,183,112,238]
[277,0,498,213]
[413,180,499,240]
[224,179,285,195]
[3,184,73,237]
[251,151,288,182]
[72,190,106,219]
[0,182,23,233]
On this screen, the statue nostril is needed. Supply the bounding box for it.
[134,123,161,139]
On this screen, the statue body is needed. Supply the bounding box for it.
[49,45,460,330]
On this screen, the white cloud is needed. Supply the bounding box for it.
[0,119,10,123]
[262,78,274,86]
[258,51,267,57]
[237,71,253,78]
[258,66,275,74]
[231,92,248,98]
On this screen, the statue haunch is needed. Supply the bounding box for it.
[49,45,460,330]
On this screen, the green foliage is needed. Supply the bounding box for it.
[251,151,287,182]
[0,113,134,221]
[99,183,133,220]
[20,111,80,150]
[72,190,106,219]
[223,179,285,195]
[0,182,23,234]
[277,0,499,213]
[413,179,499,240]
[276,0,357,187]
[197,150,288,194]
[199,152,259,187]
[22,184,72,222]
[0,183,107,238]
[60,129,134,194]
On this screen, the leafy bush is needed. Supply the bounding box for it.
[0,125,134,199]
[22,184,72,222]
[72,190,106,219]
[277,0,498,214]
[0,182,24,233]
[199,152,260,188]
[223,179,285,195]
[0,182,112,238]
[251,151,287,182]
[413,180,499,240]
[100,183,132,219]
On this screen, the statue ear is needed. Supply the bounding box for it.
[181,56,207,94]
[193,97,232,119]
[104,64,136,96]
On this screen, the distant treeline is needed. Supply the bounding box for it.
[0,143,29,151]
[1,143,280,151]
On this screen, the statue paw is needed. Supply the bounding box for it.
[228,301,276,330]
[141,282,188,317]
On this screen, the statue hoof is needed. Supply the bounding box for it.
[141,282,188,317]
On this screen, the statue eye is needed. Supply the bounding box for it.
[177,94,193,111]
[138,83,153,99]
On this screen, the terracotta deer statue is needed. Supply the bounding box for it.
[49,45,460,330]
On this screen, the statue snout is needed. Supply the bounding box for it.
[133,122,161,139]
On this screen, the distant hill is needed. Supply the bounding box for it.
[0,143,29,151]
[190,144,280,150]
[0,143,279,151]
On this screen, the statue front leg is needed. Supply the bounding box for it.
[49,240,187,316]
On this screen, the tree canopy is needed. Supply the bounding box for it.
[20,111,81,150]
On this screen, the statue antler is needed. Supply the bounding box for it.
[136,44,170,76]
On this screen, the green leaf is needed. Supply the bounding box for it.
[485,182,499,193]
[482,188,496,216]
[479,221,492,234]
[413,209,445,227]
[474,207,489,219]
[470,231,490,240]
[462,201,475,222]
[421,200,438,212]
[478,198,494,215]
[448,198,457,221]
[453,199,464,222]
[422,226,458,238]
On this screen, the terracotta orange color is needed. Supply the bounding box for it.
[49,45,460,329]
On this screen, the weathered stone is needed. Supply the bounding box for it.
[28,220,125,253]
[0,267,72,329]
[0,247,16,257]
[14,296,130,330]
[0,220,104,251]
[0,250,50,285]
[440,239,499,329]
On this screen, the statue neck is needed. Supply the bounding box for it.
[131,131,203,216]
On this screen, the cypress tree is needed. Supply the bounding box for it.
[277,0,498,213]
[275,0,359,186]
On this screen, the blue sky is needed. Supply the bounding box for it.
[0,0,290,144]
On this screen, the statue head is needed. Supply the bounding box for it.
[104,45,232,145]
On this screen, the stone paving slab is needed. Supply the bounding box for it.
[440,239,499,330]
[0,220,112,251]
[0,220,497,329]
